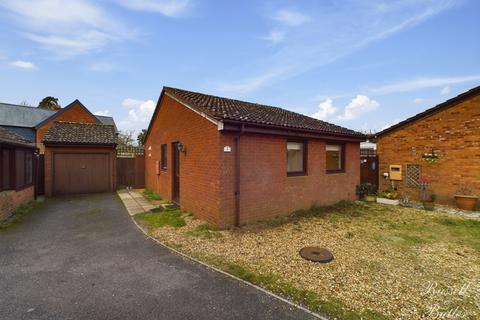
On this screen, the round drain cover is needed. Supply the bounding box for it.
[299,246,334,263]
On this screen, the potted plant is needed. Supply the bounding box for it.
[356,183,377,202]
[376,188,399,205]
[422,193,437,211]
[418,177,436,210]
[454,187,479,211]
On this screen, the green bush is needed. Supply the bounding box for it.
[143,188,162,201]
[377,188,398,200]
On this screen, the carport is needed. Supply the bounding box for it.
[42,122,117,196]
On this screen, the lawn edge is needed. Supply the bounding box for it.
[127,210,328,320]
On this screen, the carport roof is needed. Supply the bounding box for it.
[0,126,35,148]
[42,122,117,145]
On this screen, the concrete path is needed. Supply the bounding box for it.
[117,189,156,215]
[0,193,318,320]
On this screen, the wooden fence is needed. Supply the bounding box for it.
[117,155,145,189]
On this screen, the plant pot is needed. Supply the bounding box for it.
[454,195,479,211]
[422,201,435,211]
[376,198,399,206]
[364,195,376,202]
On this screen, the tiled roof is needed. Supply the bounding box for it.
[0,126,35,147]
[42,122,117,145]
[0,101,116,129]
[164,87,364,138]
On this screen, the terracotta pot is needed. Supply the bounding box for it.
[454,195,479,211]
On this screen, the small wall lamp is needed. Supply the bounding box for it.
[177,142,187,156]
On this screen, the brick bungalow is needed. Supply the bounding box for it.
[144,87,365,227]
[373,85,480,205]
[0,127,36,219]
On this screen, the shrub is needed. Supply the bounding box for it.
[356,183,377,197]
[378,188,398,200]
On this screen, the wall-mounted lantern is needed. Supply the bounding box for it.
[177,142,187,156]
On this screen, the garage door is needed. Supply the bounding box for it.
[53,153,110,195]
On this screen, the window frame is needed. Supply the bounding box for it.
[160,144,167,170]
[286,139,308,177]
[325,143,346,174]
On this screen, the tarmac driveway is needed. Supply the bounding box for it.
[0,193,317,320]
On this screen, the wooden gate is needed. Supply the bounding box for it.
[360,154,379,190]
[116,155,145,189]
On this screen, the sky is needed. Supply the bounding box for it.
[0,0,479,134]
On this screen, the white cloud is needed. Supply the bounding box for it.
[311,99,338,121]
[216,0,460,95]
[10,60,36,69]
[273,9,310,27]
[414,97,424,103]
[0,0,131,57]
[94,110,110,116]
[118,98,156,131]
[337,95,379,121]
[116,0,190,17]
[260,30,285,44]
[370,74,480,95]
[441,86,450,95]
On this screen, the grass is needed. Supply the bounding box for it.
[186,224,222,239]
[139,200,480,319]
[0,200,43,230]
[142,188,162,201]
[204,257,388,320]
[135,209,186,230]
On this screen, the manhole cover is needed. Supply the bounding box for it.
[299,246,334,263]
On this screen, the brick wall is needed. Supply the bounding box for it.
[144,94,222,226]
[36,102,98,153]
[376,95,480,205]
[220,133,360,225]
[0,186,34,220]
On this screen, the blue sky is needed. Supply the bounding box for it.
[0,0,479,134]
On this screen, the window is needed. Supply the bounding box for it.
[326,144,344,173]
[15,150,25,188]
[287,141,306,175]
[1,149,12,190]
[161,144,167,170]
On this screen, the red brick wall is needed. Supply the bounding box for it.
[44,146,116,196]
[36,103,98,153]
[0,186,34,220]
[376,95,480,205]
[219,133,360,225]
[144,94,222,225]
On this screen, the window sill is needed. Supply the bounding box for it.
[326,170,345,175]
[287,172,307,177]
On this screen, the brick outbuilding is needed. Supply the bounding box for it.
[373,85,480,206]
[144,87,365,227]
[42,122,117,196]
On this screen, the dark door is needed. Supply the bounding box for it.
[53,153,110,195]
[172,143,180,203]
[360,155,379,190]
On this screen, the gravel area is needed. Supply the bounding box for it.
[141,201,480,320]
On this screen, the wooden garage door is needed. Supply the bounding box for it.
[53,153,110,195]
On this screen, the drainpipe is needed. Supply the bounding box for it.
[234,124,245,227]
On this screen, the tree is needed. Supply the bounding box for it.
[137,129,147,146]
[117,130,136,147]
[38,96,60,110]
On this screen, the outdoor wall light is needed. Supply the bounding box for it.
[177,142,187,155]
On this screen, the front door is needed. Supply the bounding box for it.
[172,142,180,204]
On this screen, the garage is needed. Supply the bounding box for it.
[42,122,117,196]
